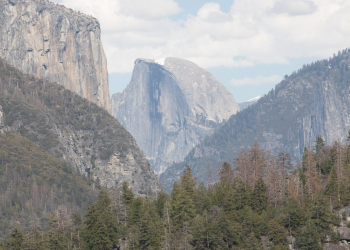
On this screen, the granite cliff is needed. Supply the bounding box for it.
[161,49,350,192]
[0,0,111,111]
[0,57,164,195]
[111,57,240,174]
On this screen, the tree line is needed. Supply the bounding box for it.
[3,132,350,249]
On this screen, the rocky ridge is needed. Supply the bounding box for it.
[111,57,240,174]
[0,57,164,195]
[0,0,111,111]
[238,95,262,111]
[161,49,350,191]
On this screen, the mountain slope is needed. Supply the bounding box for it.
[0,0,110,111]
[160,49,350,192]
[0,129,98,238]
[0,57,164,194]
[112,57,239,174]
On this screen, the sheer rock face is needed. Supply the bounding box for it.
[160,52,350,192]
[0,0,111,112]
[111,57,239,174]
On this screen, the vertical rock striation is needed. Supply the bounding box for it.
[160,49,350,192]
[0,0,111,111]
[112,57,240,174]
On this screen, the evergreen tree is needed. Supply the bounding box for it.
[84,206,112,250]
[138,201,162,250]
[5,228,24,250]
[296,221,322,250]
[251,178,269,214]
[268,219,288,249]
[129,197,143,226]
[154,191,167,219]
[315,136,325,153]
[191,215,207,250]
[325,167,338,201]
[242,232,263,250]
[307,194,340,237]
[172,166,196,228]
[84,190,118,250]
[233,179,251,210]
[283,198,305,234]
[194,183,211,214]
[122,181,134,207]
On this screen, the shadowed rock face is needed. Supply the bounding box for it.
[0,0,111,112]
[112,57,240,174]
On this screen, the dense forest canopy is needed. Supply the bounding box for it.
[2,133,350,249]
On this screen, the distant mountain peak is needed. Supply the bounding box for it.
[239,95,262,110]
[112,57,239,174]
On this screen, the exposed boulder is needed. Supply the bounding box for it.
[339,227,350,241]
[324,243,348,250]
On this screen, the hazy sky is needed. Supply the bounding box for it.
[52,0,350,102]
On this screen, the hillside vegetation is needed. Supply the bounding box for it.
[0,57,164,194]
[0,132,98,239]
[2,136,350,249]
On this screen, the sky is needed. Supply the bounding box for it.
[52,0,350,103]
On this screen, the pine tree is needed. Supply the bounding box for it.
[268,219,288,249]
[325,166,338,202]
[233,179,251,210]
[251,178,269,214]
[5,228,24,250]
[315,136,325,153]
[84,205,112,250]
[191,215,207,250]
[242,232,263,250]
[122,181,134,207]
[173,166,196,225]
[154,191,167,219]
[296,221,322,250]
[84,190,118,250]
[138,201,162,250]
[283,198,305,235]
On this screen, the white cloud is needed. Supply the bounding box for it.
[52,0,350,74]
[231,75,283,86]
[270,0,318,16]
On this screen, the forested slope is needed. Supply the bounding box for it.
[2,139,350,249]
[161,49,350,191]
[0,57,164,194]
[0,132,98,238]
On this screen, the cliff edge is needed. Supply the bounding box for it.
[0,0,111,111]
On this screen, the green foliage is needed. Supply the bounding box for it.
[84,190,118,250]
[0,132,97,238]
[5,228,24,250]
[315,136,325,153]
[268,219,288,248]
[325,167,338,198]
[251,178,269,214]
[122,181,135,207]
[296,221,322,250]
